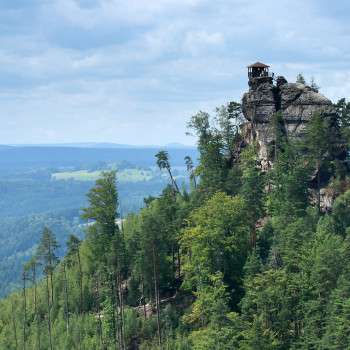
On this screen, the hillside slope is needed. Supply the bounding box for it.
[0,89,350,349]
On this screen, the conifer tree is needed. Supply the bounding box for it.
[67,234,84,314]
[302,112,330,211]
[24,257,41,349]
[36,227,59,350]
[296,73,306,84]
[22,270,27,350]
[82,171,127,348]
[184,155,197,189]
[156,150,180,194]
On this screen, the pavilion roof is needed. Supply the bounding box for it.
[247,61,270,68]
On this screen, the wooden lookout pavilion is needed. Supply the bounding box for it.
[247,62,270,79]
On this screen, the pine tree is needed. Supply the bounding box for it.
[185,155,197,189]
[82,170,118,240]
[22,270,27,350]
[36,227,59,350]
[296,73,306,84]
[24,257,41,349]
[302,112,330,211]
[155,150,180,194]
[67,234,84,314]
[239,145,265,236]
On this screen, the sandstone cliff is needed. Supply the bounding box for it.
[240,73,346,211]
[241,75,336,168]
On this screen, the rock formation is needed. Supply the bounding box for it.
[241,73,336,167]
[240,64,345,211]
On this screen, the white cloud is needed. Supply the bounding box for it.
[51,0,202,28]
[184,30,225,54]
[0,0,350,144]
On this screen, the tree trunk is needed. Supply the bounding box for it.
[75,251,83,350]
[63,263,69,335]
[317,160,321,212]
[118,271,126,350]
[114,271,126,350]
[152,244,162,349]
[177,247,181,280]
[33,264,41,350]
[192,174,197,189]
[11,302,18,350]
[48,240,54,306]
[141,276,147,320]
[77,251,84,314]
[95,274,104,349]
[172,245,176,279]
[46,275,53,350]
[23,272,27,350]
[109,275,118,350]
[49,271,54,306]
[167,168,180,194]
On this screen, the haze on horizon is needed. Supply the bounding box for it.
[0,0,349,145]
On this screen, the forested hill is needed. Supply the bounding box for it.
[0,145,197,298]
[1,94,350,349]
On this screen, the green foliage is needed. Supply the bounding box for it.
[332,189,350,234]
[296,73,306,84]
[181,192,250,310]
[155,150,180,193]
[2,101,350,349]
[187,103,243,196]
[239,145,265,226]
[267,138,310,219]
[335,98,350,144]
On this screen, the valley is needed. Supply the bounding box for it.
[0,145,196,297]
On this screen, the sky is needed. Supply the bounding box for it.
[0,0,349,146]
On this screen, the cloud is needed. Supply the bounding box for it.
[50,0,201,29]
[0,0,349,145]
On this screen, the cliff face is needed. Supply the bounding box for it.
[241,75,336,168]
[240,73,349,211]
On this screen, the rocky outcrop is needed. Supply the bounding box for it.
[241,75,336,165]
[240,73,347,211]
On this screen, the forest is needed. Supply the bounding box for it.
[0,146,195,298]
[1,97,350,350]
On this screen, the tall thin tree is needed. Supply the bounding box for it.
[11,301,19,350]
[24,257,41,349]
[36,227,59,350]
[62,262,70,335]
[22,270,27,350]
[184,155,197,189]
[67,235,84,314]
[156,150,180,193]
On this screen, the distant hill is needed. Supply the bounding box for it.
[7,142,196,149]
[0,145,198,170]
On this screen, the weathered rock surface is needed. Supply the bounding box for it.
[240,73,346,211]
[241,76,336,164]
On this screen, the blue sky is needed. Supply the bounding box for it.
[0,0,349,145]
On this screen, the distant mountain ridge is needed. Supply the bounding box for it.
[0,145,198,170]
[4,142,196,149]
